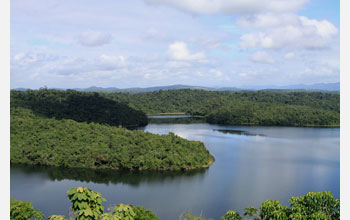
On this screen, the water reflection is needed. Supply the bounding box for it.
[213,129,265,137]
[11,163,208,186]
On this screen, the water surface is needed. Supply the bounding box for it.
[11,122,339,219]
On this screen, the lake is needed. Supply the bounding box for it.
[10,120,340,219]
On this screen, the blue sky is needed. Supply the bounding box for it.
[10,0,340,89]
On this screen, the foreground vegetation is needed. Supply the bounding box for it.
[10,107,211,171]
[10,187,340,220]
[104,89,339,126]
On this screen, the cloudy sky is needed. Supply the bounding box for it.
[10,0,339,89]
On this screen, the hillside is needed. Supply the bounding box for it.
[10,107,211,170]
[11,89,148,128]
[104,89,340,126]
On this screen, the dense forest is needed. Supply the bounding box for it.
[11,187,340,220]
[103,89,340,126]
[11,89,148,127]
[10,89,212,170]
[11,107,211,170]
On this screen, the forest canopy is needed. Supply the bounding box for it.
[10,107,211,171]
[11,89,148,127]
[103,89,340,126]
[10,89,212,171]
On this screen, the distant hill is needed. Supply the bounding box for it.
[13,82,339,92]
[74,86,121,92]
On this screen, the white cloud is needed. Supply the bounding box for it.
[285,52,295,59]
[166,61,191,68]
[96,54,127,71]
[239,15,338,49]
[10,0,339,88]
[11,52,58,66]
[251,51,275,64]
[237,13,299,28]
[299,16,338,38]
[100,54,126,65]
[144,27,169,41]
[210,69,223,77]
[144,0,309,14]
[78,31,112,47]
[167,41,206,62]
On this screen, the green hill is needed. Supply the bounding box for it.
[11,89,148,128]
[10,107,211,170]
[104,89,340,127]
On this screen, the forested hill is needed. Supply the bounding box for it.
[103,89,340,126]
[11,107,211,170]
[11,89,148,127]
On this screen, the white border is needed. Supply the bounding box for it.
[3,0,347,219]
[1,0,10,219]
[340,0,349,219]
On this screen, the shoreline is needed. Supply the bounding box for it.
[10,154,215,172]
[202,155,215,168]
[147,112,187,116]
[145,113,339,128]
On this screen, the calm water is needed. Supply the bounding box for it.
[11,122,340,220]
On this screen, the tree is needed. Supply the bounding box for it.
[10,198,44,220]
[46,187,159,220]
[221,211,241,220]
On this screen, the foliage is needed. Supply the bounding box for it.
[288,191,340,220]
[221,211,242,220]
[104,89,339,126]
[11,189,339,220]
[259,200,289,219]
[243,207,259,218]
[11,107,211,170]
[67,187,106,220]
[183,212,214,220]
[133,206,159,220]
[224,191,340,220]
[11,89,148,128]
[101,204,136,220]
[47,215,69,220]
[47,187,158,220]
[10,198,45,220]
[206,103,339,126]
[184,191,340,220]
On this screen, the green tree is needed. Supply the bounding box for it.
[67,187,106,220]
[47,187,158,220]
[221,211,242,220]
[10,198,44,220]
[288,191,340,220]
[243,206,259,219]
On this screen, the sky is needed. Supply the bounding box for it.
[10,0,340,89]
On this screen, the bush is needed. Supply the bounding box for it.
[10,199,44,220]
